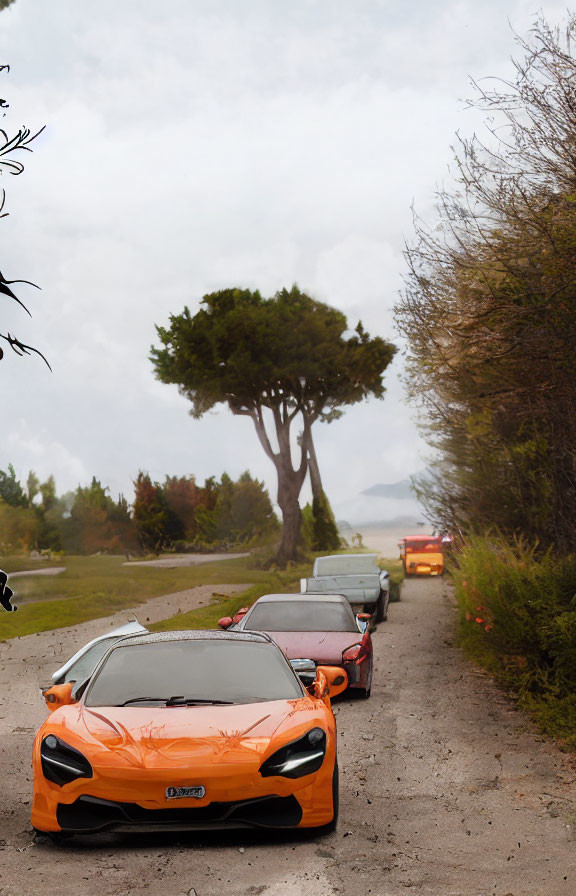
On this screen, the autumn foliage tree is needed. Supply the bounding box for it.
[151,286,395,565]
[395,17,576,553]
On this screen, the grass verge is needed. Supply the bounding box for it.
[385,561,404,602]
[452,535,576,750]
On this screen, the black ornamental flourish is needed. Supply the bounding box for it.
[0,62,49,370]
[0,570,16,611]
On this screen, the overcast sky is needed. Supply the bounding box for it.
[0,0,568,521]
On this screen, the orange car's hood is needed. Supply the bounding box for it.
[52,698,320,768]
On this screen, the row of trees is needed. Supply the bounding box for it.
[395,18,576,554]
[0,465,278,554]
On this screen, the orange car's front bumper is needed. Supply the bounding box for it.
[31,745,336,833]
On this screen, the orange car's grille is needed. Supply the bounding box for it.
[57,793,303,832]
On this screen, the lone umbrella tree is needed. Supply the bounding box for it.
[151,285,396,565]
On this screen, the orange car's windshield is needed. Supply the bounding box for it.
[404,539,442,553]
[84,639,303,707]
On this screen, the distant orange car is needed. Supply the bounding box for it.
[32,631,346,838]
[398,534,444,576]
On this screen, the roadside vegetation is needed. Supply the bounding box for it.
[387,563,403,602]
[394,17,576,746]
[454,537,576,747]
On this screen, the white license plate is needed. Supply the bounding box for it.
[166,785,206,800]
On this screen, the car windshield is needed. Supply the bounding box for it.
[405,539,442,552]
[315,555,379,575]
[84,639,303,707]
[245,600,357,632]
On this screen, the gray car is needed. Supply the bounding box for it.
[300,553,390,622]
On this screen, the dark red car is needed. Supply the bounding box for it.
[219,593,373,698]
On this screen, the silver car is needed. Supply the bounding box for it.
[301,553,389,622]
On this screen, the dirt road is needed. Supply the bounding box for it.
[1,576,575,895]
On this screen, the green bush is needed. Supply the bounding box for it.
[310,492,341,552]
[453,536,576,746]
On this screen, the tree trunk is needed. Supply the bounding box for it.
[307,429,340,551]
[308,432,323,502]
[248,406,311,567]
[275,479,304,567]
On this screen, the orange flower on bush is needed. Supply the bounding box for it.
[472,604,493,632]
[462,602,494,632]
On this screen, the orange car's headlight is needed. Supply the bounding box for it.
[40,735,93,787]
[259,728,326,779]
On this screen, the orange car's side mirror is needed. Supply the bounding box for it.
[218,616,233,629]
[314,666,348,700]
[42,681,75,712]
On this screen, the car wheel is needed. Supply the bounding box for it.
[361,659,373,698]
[327,761,339,831]
[308,761,339,837]
[374,590,385,623]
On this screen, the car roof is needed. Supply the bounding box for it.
[402,534,440,540]
[254,593,351,605]
[113,630,273,647]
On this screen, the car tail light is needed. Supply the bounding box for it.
[342,634,371,665]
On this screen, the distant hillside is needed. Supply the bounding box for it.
[362,478,415,500]
[338,513,425,530]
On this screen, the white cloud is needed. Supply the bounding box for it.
[5,421,89,492]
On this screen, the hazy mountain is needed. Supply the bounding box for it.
[362,478,415,500]
[337,514,425,530]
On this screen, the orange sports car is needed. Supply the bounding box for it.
[32,630,346,839]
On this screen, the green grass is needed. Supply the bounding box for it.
[0,553,268,641]
[384,560,404,601]
[1,554,261,604]
[0,551,404,641]
[0,554,51,573]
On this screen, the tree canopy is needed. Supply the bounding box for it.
[151,285,396,563]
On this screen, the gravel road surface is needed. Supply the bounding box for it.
[9,567,66,579]
[0,576,574,895]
